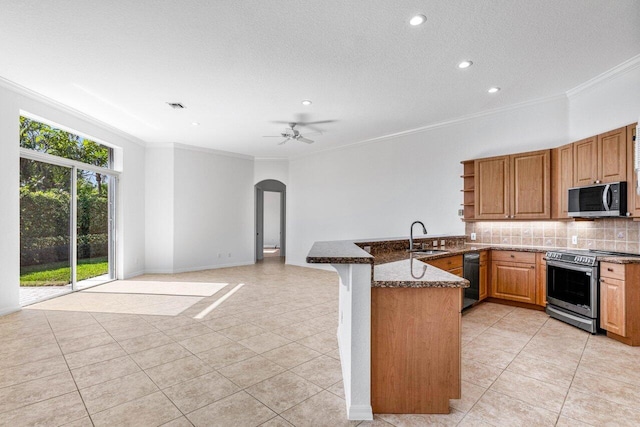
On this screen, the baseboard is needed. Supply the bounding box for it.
[123,270,145,279]
[145,261,254,275]
[0,306,22,317]
[346,404,373,421]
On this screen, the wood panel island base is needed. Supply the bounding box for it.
[372,287,461,413]
[306,238,468,420]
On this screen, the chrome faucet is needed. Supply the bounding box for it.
[409,221,428,251]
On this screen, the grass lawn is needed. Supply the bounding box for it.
[21,257,108,286]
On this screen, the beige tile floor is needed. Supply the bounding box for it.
[1,259,640,426]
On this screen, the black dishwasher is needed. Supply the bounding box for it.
[463,252,480,309]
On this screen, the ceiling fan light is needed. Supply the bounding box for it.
[301,100,312,106]
[409,14,427,26]
[488,87,501,93]
[458,60,473,69]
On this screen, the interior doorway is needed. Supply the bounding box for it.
[255,179,286,262]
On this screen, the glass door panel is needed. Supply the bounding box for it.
[19,158,72,305]
[75,169,114,290]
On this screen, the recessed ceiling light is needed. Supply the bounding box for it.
[488,87,501,94]
[191,122,200,126]
[301,100,312,106]
[458,60,473,69]
[409,14,427,26]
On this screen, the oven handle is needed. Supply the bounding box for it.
[603,184,611,211]
[546,259,596,273]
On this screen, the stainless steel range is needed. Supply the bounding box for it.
[545,250,599,333]
[545,249,640,333]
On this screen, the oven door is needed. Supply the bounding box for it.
[546,260,598,318]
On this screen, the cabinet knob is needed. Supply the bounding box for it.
[505,215,509,218]
[607,268,614,272]
[510,254,515,258]
[530,266,535,269]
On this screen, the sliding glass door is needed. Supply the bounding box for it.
[19,158,73,303]
[19,115,118,305]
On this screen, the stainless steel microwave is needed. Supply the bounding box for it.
[568,182,627,217]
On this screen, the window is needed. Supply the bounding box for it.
[19,116,118,305]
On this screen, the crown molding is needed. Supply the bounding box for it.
[291,93,567,161]
[173,142,254,160]
[0,76,147,148]
[566,54,640,99]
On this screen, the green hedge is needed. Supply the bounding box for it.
[20,188,109,267]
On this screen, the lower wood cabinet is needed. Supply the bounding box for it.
[599,261,640,345]
[425,255,463,277]
[490,251,537,304]
[479,251,488,301]
[536,253,547,307]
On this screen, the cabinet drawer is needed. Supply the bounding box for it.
[600,262,625,281]
[426,255,463,271]
[491,250,536,264]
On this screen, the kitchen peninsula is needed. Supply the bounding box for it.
[306,236,469,420]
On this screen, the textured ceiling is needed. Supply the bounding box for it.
[0,1,639,158]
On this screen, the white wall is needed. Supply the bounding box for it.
[263,191,281,247]
[0,81,146,314]
[0,86,20,315]
[145,147,175,273]
[254,159,289,185]
[568,62,640,139]
[172,147,255,272]
[287,96,569,266]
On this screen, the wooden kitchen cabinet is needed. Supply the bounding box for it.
[551,143,573,219]
[535,252,546,307]
[479,251,488,301]
[425,255,463,277]
[475,150,550,220]
[490,251,536,304]
[573,127,627,187]
[625,123,640,217]
[475,156,510,219]
[599,262,640,346]
[573,136,597,187]
[598,127,628,184]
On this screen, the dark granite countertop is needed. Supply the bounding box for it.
[306,238,640,289]
[373,258,469,288]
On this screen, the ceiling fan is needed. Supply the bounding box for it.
[263,122,317,145]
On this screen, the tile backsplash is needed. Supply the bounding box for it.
[465,219,640,254]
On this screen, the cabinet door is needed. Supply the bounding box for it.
[475,156,510,219]
[535,253,546,307]
[626,124,640,217]
[479,262,488,301]
[491,261,536,304]
[600,277,626,337]
[598,127,627,184]
[552,144,573,219]
[573,136,597,186]
[510,150,550,219]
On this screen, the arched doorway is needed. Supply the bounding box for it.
[255,179,286,262]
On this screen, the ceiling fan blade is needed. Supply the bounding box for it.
[263,135,285,137]
[297,136,314,144]
[300,120,336,126]
[278,138,290,145]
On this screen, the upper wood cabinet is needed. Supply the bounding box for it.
[573,126,627,186]
[626,124,640,217]
[475,150,550,220]
[573,136,597,186]
[475,156,510,219]
[551,143,573,219]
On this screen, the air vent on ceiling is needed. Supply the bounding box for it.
[166,102,185,109]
